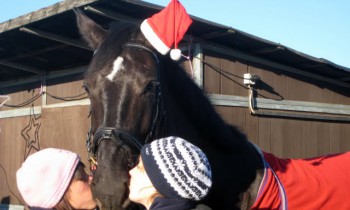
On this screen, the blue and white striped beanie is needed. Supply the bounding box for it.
[141,136,212,201]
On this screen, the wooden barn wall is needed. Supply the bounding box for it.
[1,47,350,205]
[0,75,90,205]
[203,50,350,158]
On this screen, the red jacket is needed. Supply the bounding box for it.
[252,151,350,210]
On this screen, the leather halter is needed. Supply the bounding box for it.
[86,43,162,169]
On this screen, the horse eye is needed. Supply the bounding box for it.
[143,81,158,94]
[83,85,90,94]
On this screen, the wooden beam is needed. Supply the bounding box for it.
[0,65,87,89]
[84,6,141,23]
[6,44,67,61]
[0,60,43,74]
[20,27,91,50]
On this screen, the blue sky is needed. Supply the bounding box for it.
[0,0,349,68]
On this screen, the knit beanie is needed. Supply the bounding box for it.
[141,136,212,201]
[16,148,80,209]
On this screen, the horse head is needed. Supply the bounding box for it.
[75,9,162,210]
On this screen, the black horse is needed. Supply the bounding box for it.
[75,9,263,210]
[75,9,350,210]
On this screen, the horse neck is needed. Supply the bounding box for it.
[158,58,250,153]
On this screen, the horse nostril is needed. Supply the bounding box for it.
[91,181,96,188]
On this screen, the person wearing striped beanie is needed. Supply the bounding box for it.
[16,148,97,210]
[129,136,212,210]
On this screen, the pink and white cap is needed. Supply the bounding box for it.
[16,148,80,208]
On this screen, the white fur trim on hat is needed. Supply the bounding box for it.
[170,49,182,61]
[140,19,170,55]
[16,148,80,208]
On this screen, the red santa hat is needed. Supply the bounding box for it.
[140,0,192,60]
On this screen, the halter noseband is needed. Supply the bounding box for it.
[86,43,162,170]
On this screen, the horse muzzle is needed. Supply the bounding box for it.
[90,127,142,210]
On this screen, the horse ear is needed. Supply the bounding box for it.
[74,8,107,50]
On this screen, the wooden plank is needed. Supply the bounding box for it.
[340,123,350,151]
[1,82,42,111]
[318,122,330,155]
[305,121,319,157]
[296,120,307,158]
[0,118,8,198]
[330,124,341,154]
[40,106,90,165]
[270,118,284,157]
[215,106,232,125]
[233,62,248,96]
[258,117,271,152]
[287,75,309,102]
[46,75,85,105]
[0,116,25,203]
[273,72,287,101]
[246,111,259,145]
[308,79,323,103]
[9,116,28,204]
[231,107,246,133]
[284,120,297,158]
[320,87,332,104]
[255,67,276,100]
[220,59,237,96]
[203,52,221,94]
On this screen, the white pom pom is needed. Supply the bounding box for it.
[170,49,181,61]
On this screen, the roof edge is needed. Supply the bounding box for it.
[0,0,99,33]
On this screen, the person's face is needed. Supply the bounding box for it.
[67,169,96,209]
[129,158,158,207]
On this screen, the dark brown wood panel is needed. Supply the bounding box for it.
[203,52,222,94]
[330,124,341,153]
[308,82,323,103]
[46,75,86,105]
[270,118,284,157]
[281,120,296,157]
[0,82,41,111]
[40,105,90,164]
[305,121,319,157]
[245,111,259,145]
[295,120,307,158]
[340,123,350,150]
[215,106,232,126]
[286,76,309,102]
[318,122,331,156]
[220,59,247,96]
[0,116,30,205]
[258,117,271,152]
[231,107,246,132]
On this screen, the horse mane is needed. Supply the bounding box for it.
[160,56,251,152]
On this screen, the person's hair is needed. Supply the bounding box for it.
[54,161,90,210]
